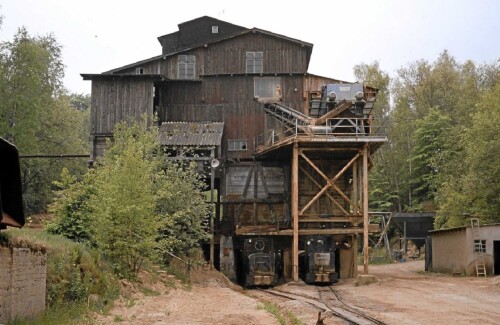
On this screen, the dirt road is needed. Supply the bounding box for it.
[95,260,500,325]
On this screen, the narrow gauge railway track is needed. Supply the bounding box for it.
[257,286,386,325]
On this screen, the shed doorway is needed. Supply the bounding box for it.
[494,241,500,275]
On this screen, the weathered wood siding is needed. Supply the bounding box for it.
[224,163,289,227]
[113,58,167,75]
[158,75,306,159]
[111,32,309,78]
[203,33,310,75]
[90,78,154,135]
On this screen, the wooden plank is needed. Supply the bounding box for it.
[235,224,379,236]
[353,234,358,277]
[353,160,358,214]
[299,166,349,215]
[312,100,352,126]
[363,145,369,275]
[298,217,363,223]
[300,152,356,209]
[292,143,299,281]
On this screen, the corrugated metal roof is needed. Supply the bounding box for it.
[430,223,500,234]
[158,122,224,146]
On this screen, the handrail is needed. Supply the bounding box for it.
[255,117,388,150]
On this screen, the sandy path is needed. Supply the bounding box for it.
[95,260,500,325]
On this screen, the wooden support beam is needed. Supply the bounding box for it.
[300,152,356,209]
[235,224,380,236]
[353,234,359,277]
[292,143,299,281]
[300,166,350,215]
[353,160,358,213]
[312,100,352,126]
[363,145,369,275]
[299,152,360,215]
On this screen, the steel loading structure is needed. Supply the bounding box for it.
[81,16,387,284]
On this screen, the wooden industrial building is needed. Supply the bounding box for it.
[81,16,387,282]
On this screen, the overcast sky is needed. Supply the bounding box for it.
[1,0,499,95]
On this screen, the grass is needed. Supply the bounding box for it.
[258,301,287,325]
[2,228,119,324]
[166,264,192,289]
[113,315,124,322]
[257,300,305,325]
[140,287,161,296]
[7,302,93,325]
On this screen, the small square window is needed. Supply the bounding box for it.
[212,26,219,34]
[474,240,486,253]
[228,139,248,151]
[246,51,263,73]
[136,67,144,75]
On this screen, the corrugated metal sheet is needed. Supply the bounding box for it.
[158,122,224,146]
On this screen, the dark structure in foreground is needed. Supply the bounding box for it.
[82,16,387,284]
[0,138,25,229]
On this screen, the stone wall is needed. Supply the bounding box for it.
[0,246,46,323]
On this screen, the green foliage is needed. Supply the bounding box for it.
[89,119,161,277]
[45,168,96,245]
[409,109,452,207]
[366,51,499,221]
[436,82,500,227]
[0,27,89,214]
[155,159,210,258]
[258,301,287,325]
[8,303,93,325]
[46,118,211,277]
[3,229,119,319]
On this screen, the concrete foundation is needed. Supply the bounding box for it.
[0,246,46,323]
[219,235,236,281]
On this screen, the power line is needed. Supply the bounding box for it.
[19,154,90,159]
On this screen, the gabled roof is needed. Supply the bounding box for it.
[157,16,248,54]
[103,16,313,75]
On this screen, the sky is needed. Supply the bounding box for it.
[1,0,499,95]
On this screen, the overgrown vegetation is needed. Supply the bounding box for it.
[0,26,90,215]
[1,229,119,324]
[258,301,305,325]
[46,118,211,278]
[356,52,499,228]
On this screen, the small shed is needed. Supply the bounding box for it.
[430,224,500,276]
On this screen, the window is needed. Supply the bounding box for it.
[135,67,144,75]
[254,77,282,98]
[212,25,219,33]
[246,51,263,73]
[474,240,486,253]
[228,139,248,151]
[178,55,196,79]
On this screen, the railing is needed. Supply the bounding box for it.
[255,117,388,151]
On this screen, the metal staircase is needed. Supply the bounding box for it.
[471,218,487,277]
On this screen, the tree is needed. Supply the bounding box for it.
[436,83,500,227]
[0,27,88,214]
[45,168,96,245]
[89,119,161,275]
[47,118,212,276]
[409,109,452,209]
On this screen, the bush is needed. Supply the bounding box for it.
[1,229,119,310]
